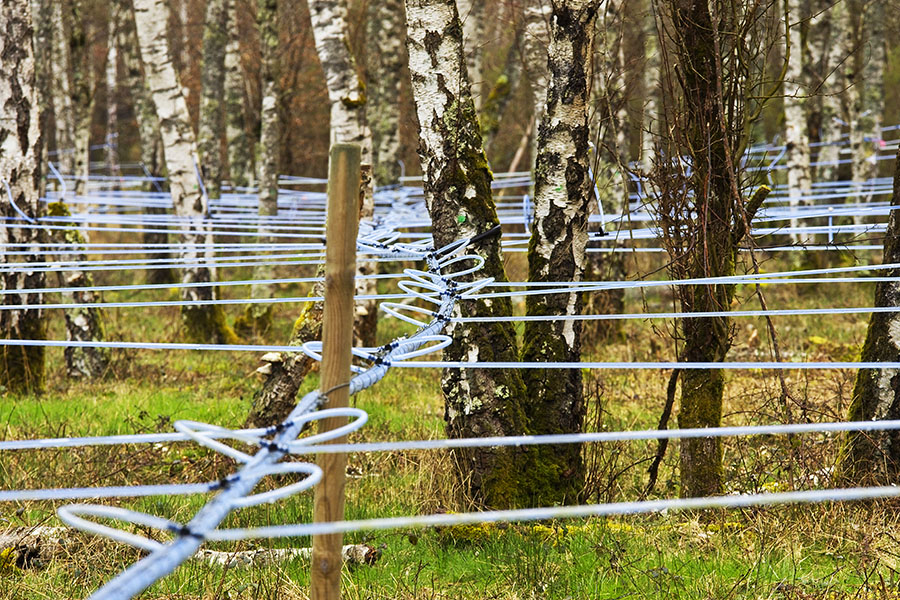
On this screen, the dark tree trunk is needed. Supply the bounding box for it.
[841,145,900,484]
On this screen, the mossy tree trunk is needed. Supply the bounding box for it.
[365,0,405,187]
[654,0,770,498]
[132,0,237,344]
[309,0,377,348]
[840,145,900,484]
[0,0,47,394]
[198,0,228,202]
[238,0,280,335]
[118,0,174,285]
[225,0,254,189]
[405,0,529,508]
[521,0,600,505]
[244,278,324,428]
[784,0,811,244]
[47,202,110,378]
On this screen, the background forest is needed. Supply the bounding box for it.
[4,0,900,598]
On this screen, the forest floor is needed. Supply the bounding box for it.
[2,240,900,599]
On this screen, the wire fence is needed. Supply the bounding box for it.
[1,135,899,598]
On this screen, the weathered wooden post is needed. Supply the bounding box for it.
[310,143,361,600]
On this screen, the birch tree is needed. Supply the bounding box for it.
[118,0,173,284]
[457,0,486,110]
[405,0,529,508]
[246,0,376,425]
[366,0,406,187]
[236,0,279,334]
[308,0,377,348]
[843,3,867,220]
[69,0,95,198]
[47,202,110,378]
[132,0,238,344]
[784,0,811,244]
[225,0,254,188]
[522,0,551,156]
[106,6,120,177]
[198,0,229,201]
[816,0,846,183]
[856,0,885,195]
[30,0,52,196]
[1,0,46,393]
[841,144,900,484]
[50,1,75,174]
[521,0,600,504]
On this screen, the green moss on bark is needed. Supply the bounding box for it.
[182,304,239,345]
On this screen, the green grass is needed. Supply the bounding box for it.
[2,247,900,599]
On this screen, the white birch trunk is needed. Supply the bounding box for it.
[118,0,174,284]
[133,0,236,343]
[1,0,47,392]
[784,0,812,244]
[641,0,658,173]
[106,9,120,178]
[521,0,600,504]
[30,0,52,198]
[457,0,485,110]
[366,0,406,187]
[523,0,552,164]
[308,0,377,348]
[47,202,110,378]
[50,1,75,175]
[405,0,529,507]
[816,0,845,183]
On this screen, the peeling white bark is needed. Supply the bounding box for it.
[528,0,599,354]
[308,0,376,347]
[523,0,552,157]
[1,0,47,391]
[133,0,226,338]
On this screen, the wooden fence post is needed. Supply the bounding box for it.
[310,143,361,600]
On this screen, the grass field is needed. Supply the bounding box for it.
[2,245,900,599]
